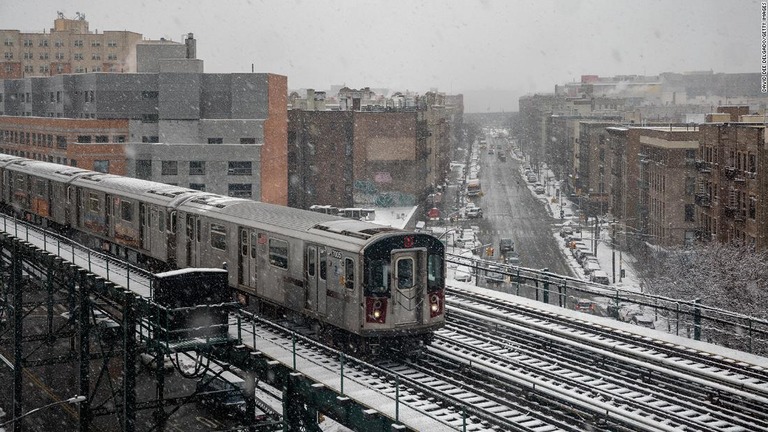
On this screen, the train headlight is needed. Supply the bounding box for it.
[429,291,444,318]
[366,298,387,324]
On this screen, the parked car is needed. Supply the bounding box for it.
[485,265,504,284]
[582,260,601,276]
[590,270,611,285]
[534,184,545,194]
[454,265,472,282]
[559,224,574,237]
[631,314,656,329]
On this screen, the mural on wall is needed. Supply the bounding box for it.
[353,178,415,207]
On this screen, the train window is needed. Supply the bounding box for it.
[158,210,165,232]
[251,233,258,258]
[427,253,443,291]
[88,193,99,213]
[35,179,45,195]
[269,238,288,269]
[367,260,390,295]
[196,219,201,242]
[240,229,248,256]
[66,186,72,203]
[150,208,157,229]
[307,246,316,277]
[319,248,327,281]
[210,224,226,251]
[397,258,414,289]
[169,211,176,234]
[344,258,354,290]
[121,201,133,221]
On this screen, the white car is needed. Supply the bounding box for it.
[454,265,472,282]
[466,207,483,218]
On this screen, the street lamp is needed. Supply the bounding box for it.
[0,395,85,428]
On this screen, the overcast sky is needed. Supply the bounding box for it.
[0,0,759,112]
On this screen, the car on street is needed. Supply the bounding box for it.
[631,314,656,329]
[590,270,611,285]
[574,299,597,314]
[499,238,514,253]
[466,206,483,218]
[534,183,545,194]
[559,224,574,237]
[485,265,505,284]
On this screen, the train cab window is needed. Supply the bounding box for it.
[268,238,288,269]
[121,201,133,221]
[397,258,414,289]
[344,258,354,290]
[196,219,201,242]
[251,233,258,258]
[210,224,227,251]
[427,253,444,290]
[367,260,390,295]
[307,246,316,277]
[88,193,99,212]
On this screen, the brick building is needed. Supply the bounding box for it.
[697,122,768,249]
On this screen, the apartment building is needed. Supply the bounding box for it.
[0,13,145,79]
[697,122,768,249]
[0,67,288,204]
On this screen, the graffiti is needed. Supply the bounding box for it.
[354,180,378,195]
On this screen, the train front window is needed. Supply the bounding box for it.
[368,260,390,295]
[397,258,414,289]
[427,253,444,291]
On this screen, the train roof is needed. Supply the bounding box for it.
[181,198,401,247]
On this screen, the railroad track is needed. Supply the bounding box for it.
[446,286,768,431]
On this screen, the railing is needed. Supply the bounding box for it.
[446,253,768,355]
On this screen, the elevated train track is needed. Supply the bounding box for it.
[1,215,767,431]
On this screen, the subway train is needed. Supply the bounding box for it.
[0,155,445,354]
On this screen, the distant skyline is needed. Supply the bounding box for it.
[0,0,759,112]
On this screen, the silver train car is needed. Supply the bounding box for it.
[0,155,445,353]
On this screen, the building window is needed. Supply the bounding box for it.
[141,136,159,143]
[3,38,12,46]
[93,160,109,173]
[74,53,83,60]
[189,183,205,191]
[136,160,152,180]
[23,52,32,60]
[74,40,83,47]
[208,138,224,144]
[228,183,252,198]
[107,53,117,61]
[114,135,126,143]
[77,135,92,143]
[70,159,77,167]
[3,52,13,60]
[189,161,206,175]
[161,161,178,176]
[39,52,49,60]
[684,204,695,222]
[95,135,109,143]
[90,40,101,47]
[269,238,289,269]
[38,39,48,47]
[228,161,252,175]
[39,65,49,74]
[107,40,117,47]
[55,52,64,60]
[141,91,159,99]
[56,135,67,149]
[240,138,257,144]
[91,53,101,60]
[23,39,32,47]
[141,114,159,123]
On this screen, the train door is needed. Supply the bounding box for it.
[75,187,83,228]
[185,213,200,267]
[303,245,327,315]
[237,227,259,292]
[105,194,112,237]
[392,249,424,325]
[140,203,150,251]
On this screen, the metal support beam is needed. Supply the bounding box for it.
[78,269,92,432]
[12,241,24,431]
[122,292,137,432]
